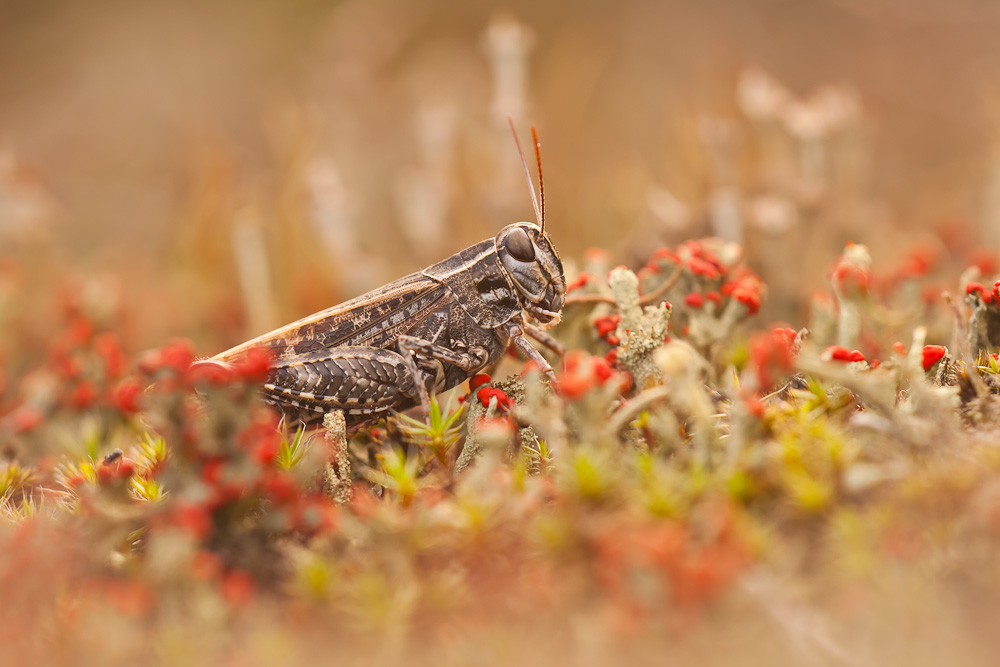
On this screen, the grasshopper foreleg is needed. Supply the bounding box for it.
[397,335,489,414]
[523,323,565,357]
[506,321,558,385]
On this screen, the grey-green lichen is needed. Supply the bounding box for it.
[609,266,672,390]
[323,410,352,504]
[455,377,533,474]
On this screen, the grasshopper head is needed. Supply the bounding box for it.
[496,222,565,326]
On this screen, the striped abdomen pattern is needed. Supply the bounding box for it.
[263,347,417,418]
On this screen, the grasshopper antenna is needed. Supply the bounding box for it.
[507,115,543,230]
[531,126,545,234]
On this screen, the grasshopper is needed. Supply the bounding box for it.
[205,124,565,432]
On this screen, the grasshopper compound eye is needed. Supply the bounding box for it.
[505,226,536,262]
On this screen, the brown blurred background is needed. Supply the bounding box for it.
[2,0,1000,349]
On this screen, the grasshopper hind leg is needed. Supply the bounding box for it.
[263,346,420,424]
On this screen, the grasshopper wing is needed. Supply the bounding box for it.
[214,272,450,363]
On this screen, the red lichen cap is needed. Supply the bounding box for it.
[965,282,985,296]
[749,327,797,389]
[594,314,622,346]
[69,381,98,410]
[721,268,765,316]
[830,242,871,295]
[95,333,127,379]
[640,247,681,277]
[921,345,946,371]
[232,347,273,383]
[557,350,630,400]
[111,379,142,415]
[160,340,196,374]
[469,374,492,392]
[566,273,592,293]
[187,360,233,386]
[687,257,721,280]
[594,314,620,338]
[822,345,865,363]
[895,242,939,281]
[731,286,761,315]
[965,282,993,304]
[477,386,513,412]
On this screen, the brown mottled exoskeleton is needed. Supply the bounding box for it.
[207,125,565,432]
